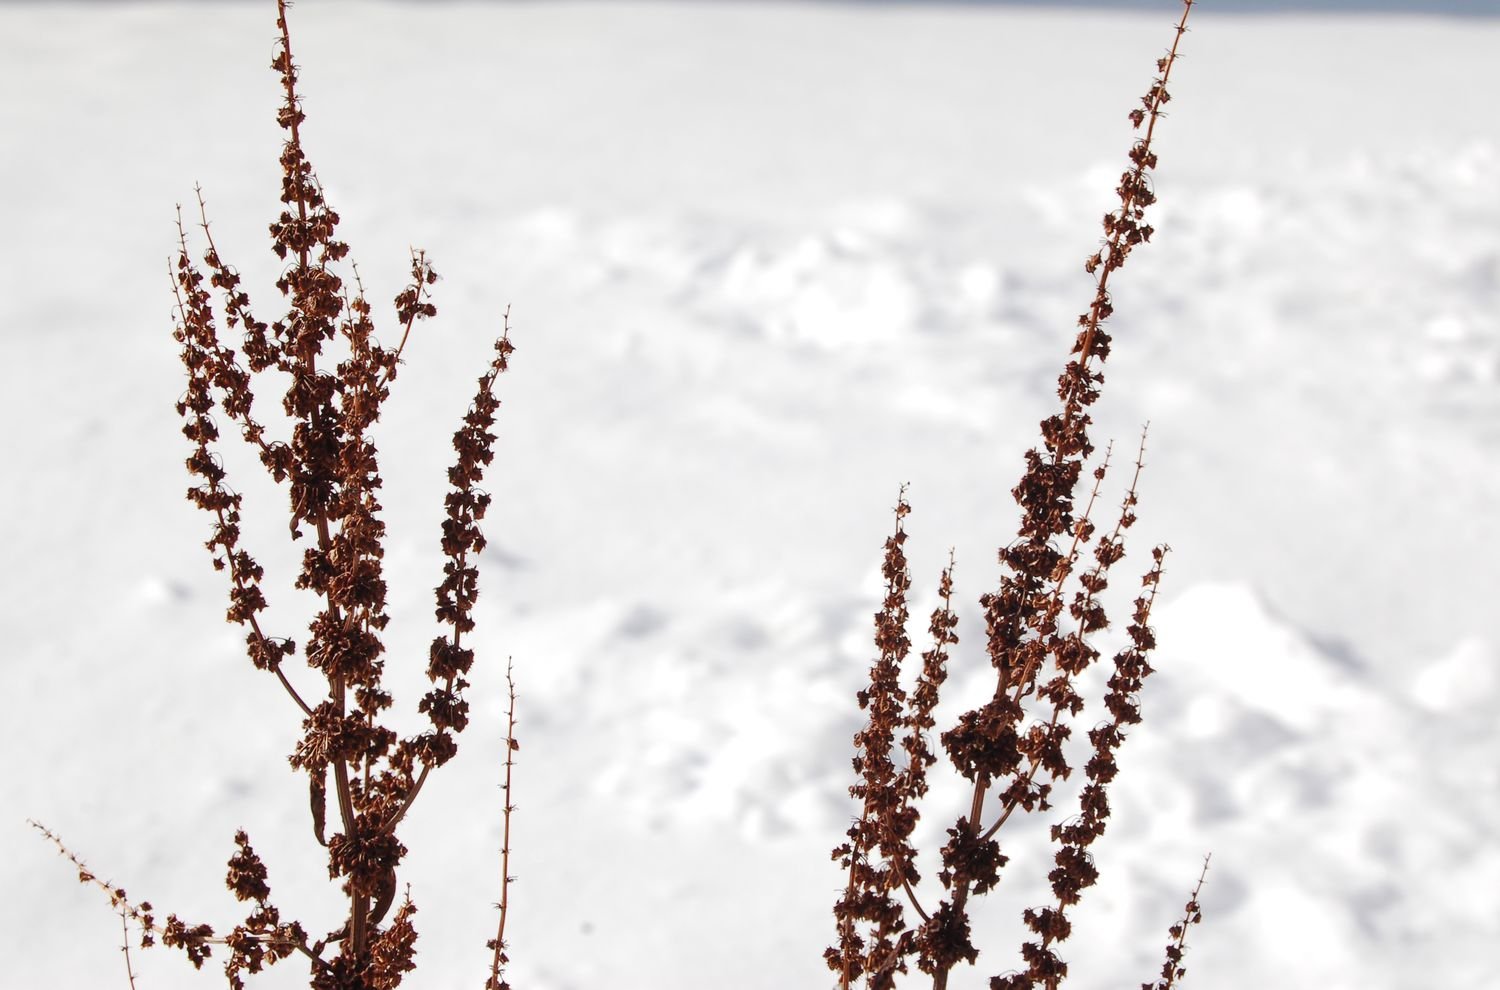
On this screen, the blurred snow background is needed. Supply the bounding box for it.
[2,2,1497,988]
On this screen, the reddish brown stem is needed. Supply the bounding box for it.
[487,661,520,990]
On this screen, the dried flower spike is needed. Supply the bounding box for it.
[830,3,1204,989]
[40,2,516,988]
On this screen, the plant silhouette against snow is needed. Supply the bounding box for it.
[34,1,1213,989]
[35,2,517,988]
[828,3,1207,988]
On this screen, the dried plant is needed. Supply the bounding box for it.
[1143,856,1210,990]
[34,1,1216,988]
[828,2,1207,988]
[35,2,516,988]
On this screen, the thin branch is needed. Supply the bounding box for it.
[120,908,139,990]
[168,240,313,721]
[30,821,322,966]
[373,249,433,392]
[487,660,520,990]
[1146,854,1210,990]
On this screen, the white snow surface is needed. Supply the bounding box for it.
[3,3,1498,989]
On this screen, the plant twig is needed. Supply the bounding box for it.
[120,900,139,990]
[487,660,520,990]
[1144,855,1210,990]
[829,4,1200,989]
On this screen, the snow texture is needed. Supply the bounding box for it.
[2,3,1496,989]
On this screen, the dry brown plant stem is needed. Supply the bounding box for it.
[176,192,314,722]
[486,661,520,990]
[31,821,317,968]
[830,3,1204,989]
[36,2,516,987]
[122,907,140,990]
[1145,856,1210,990]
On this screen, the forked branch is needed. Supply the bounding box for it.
[829,3,1205,989]
[41,2,517,987]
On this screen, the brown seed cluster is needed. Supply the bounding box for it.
[34,0,1212,987]
[830,492,960,990]
[1142,856,1210,990]
[830,3,1205,989]
[37,2,516,988]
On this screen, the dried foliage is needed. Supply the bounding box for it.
[36,2,517,988]
[829,3,1206,989]
[1143,856,1210,990]
[33,1,1215,988]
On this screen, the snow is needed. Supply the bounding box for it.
[2,2,1497,989]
